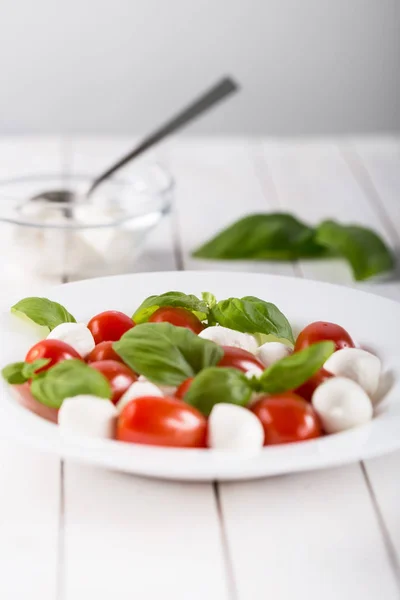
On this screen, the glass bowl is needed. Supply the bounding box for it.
[0,164,173,280]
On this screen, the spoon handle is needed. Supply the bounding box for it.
[87,76,239,197]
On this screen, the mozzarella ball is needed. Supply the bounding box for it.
[116,380,164,412]
[137,375,175,397]
[47,322,95,357]
[199,326,258,354]
[255,342,292,367]
[312,377,373,434]
[208,403,264,450]
[245,365,265,379]
[324,348,381,397]
[58,395,117,439]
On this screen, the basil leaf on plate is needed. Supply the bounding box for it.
[316,220,395,281]
[211,296,294,344]
[31,359,111,409]
[132,291,208,323]
[193,213,325,260]
[11,297,76,331]
[2,362,26,384]
[259,341,335,394]
[114,322,223,386]
[184,367,252,416]
[201,291,217,309]
[2,359,50,384]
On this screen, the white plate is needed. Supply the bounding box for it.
[1,271,400,481]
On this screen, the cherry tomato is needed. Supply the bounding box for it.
[295,321,355,352]
[90,360,137,404]
[15,383,58,423]
[86,341,124,364]
[295,368,334,402]
[87,311,135,344]
[252,393,322,445]
[218,346,264,373]
[148,307,204,334]
[25,339,81,372]
[117,396,207,447]
[175,377,194,399]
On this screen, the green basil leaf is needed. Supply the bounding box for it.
[2,362,27,384]
[11,297,76,331]
[114,322,223,386]
[132,291,208,323]
[184,367,252,416]
[31,359,111,409]
[260,341,335,394]
[2,359,50,384]
[22,359,51,379]
[316,220,395,281]
[201,291,217,309]
[211,296,294,343]
[193,213,326,260]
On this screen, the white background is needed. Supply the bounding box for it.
[0,0,399,135]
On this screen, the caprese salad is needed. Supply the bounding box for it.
[2,291,381,451]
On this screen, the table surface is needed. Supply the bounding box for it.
[1,136,400,600]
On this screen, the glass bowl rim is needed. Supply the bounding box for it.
[0,165,174,230]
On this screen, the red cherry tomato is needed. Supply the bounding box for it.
[25,339,81,372]
[252,393,322,445]
[295,368,334,402]
[218,346,264,373]
[295,321,355,352]
[15,382,58,423]
[175,377,194,399]
[117,396,207,448]
[87,311,135,344]
[90,360,137,404]
[148,307,204,334]
[86,341,124,364]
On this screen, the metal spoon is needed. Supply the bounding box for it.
[32,76,239,205]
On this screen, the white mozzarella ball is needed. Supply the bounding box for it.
[208,403,264,451]
[137,375,175,397]
[199,326,258,354]
[324,348,381,397]
[116,381,164,413]
[47,322,95,357]
[245,365,264,379]
[255,342,292,367]
[312,377,373,434]
[58,395,117,439]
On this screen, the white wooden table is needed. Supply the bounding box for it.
[1,136,400,600]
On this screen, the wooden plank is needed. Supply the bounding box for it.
[214,139,400,599]
[63,137,229,600]
[0,443,60,600]
[64,465,229,600]
[0,137,62,600]
[221,467,399,600]
[343,137,400,578]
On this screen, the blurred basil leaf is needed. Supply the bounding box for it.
[2,359,50,384]
[193,213,325,260]
[316,220,395,281]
